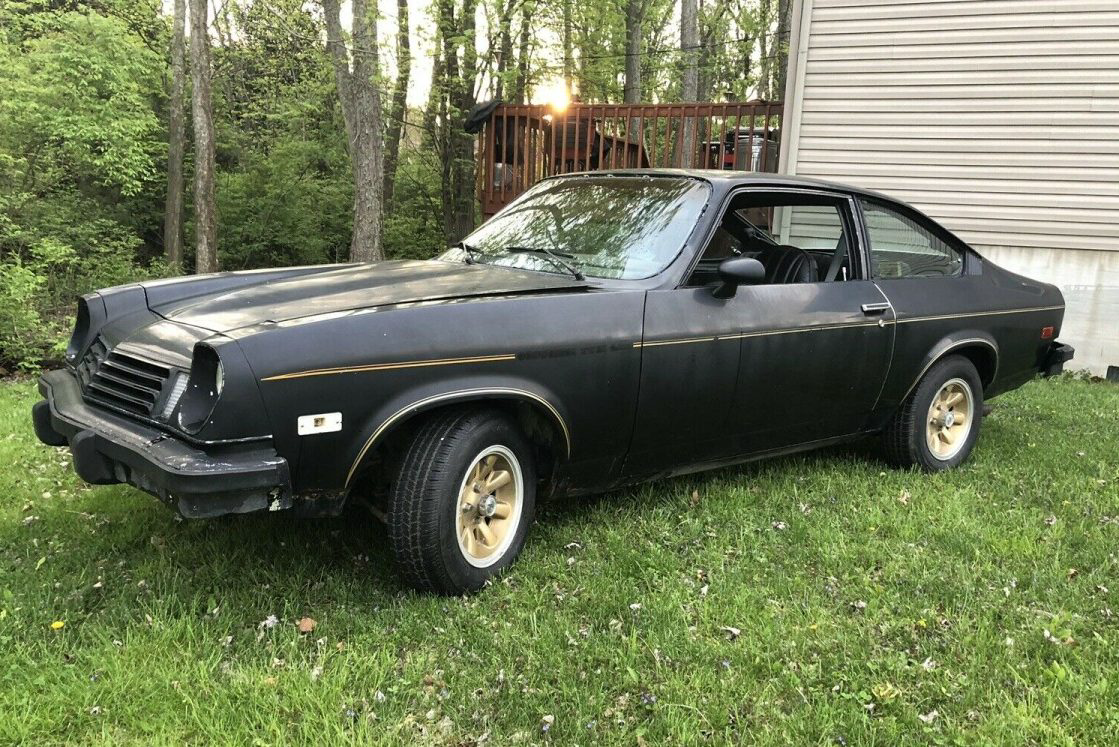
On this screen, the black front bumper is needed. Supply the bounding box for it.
[34,369,292,519]
[1041,341,1075,377]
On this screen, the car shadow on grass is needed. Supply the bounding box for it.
[45,433,930,603]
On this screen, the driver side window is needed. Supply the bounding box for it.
[687,192,855,287]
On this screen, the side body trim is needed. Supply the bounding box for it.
[262,353,515,382]
[345,387,572,487]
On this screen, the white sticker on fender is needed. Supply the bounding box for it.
[297,412,342,435]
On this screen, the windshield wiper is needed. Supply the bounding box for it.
[502,246,585,280]
[454,240,485,264]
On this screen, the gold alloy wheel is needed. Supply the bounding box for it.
[455,445,523,568]
[926,377,974,461]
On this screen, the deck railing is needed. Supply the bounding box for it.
[476,101,782,217]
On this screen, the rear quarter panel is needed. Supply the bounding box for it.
[873,256,1065,417]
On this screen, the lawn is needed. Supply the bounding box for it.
[0,376,1116,745]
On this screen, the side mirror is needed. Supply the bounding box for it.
[712,257,766,298]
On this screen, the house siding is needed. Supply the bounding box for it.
[782,0,1119,256]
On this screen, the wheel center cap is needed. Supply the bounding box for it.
[478,494,497,518]
[943,411,956,428]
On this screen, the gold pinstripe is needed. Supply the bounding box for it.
[894,305,1064,324]
[634,305,1063,348]
[263,306,1065,375]
[261,353,516,382]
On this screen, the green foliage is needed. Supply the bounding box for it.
[0,259,51,370]
[0,7,168,368]
[382,152,450,260]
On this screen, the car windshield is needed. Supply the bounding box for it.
[440,175,711,280]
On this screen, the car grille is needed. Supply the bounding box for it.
[77,337,173,418]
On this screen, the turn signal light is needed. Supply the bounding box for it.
[1040,326,1054,340]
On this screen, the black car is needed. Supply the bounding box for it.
[33,170,1074,594]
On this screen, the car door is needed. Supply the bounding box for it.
[625,187,895,476]
[856,197,993,407]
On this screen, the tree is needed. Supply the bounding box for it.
[680,0,698,101]
[164,0,186,269]
[433,0,478,243]
[323,0,385,262]
[383,0,412,208]
[189,0,218,272]
[622,0,642,103]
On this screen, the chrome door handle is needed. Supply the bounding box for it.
[861,302,891,315]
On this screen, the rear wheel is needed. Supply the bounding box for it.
[883,355,983,471]
[387,408,536,594]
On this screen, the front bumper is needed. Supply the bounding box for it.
[33,369,292,519]
[1041,341,1075,377]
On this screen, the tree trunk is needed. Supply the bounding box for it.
[562,0,574,95]
[512,4,531,104]
[623,0,642,103]
[436,0,477,244]
[679,0,699,166]
[493,0,514,99]
[680,0,698,100]
[323,0,385,262]
[348,0,385,262]
[773,0,792,99]
[164,0,186,270]
[383,0,411,208]
[189,0,218,273]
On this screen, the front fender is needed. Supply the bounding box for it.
[341,374,573,488]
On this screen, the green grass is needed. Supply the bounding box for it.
[0,377,1117,745]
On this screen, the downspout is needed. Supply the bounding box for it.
[778,0,812,177]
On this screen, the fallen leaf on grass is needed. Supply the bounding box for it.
[720,625,741,640]
[918,709,938,724]
[898,489,910,506]
[50,620,65,631]
[872,682,900,702]
[297,617,317,634]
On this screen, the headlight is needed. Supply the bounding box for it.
[65,295,107,364]
[65,298,90,363]
[177,344,224,433]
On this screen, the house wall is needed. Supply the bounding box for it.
[780,0,1119,374]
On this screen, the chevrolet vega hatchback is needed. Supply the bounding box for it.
[33,171,1074,594]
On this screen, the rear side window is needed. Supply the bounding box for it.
[860,199,962,279]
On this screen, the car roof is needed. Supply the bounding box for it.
[554,168,900,204]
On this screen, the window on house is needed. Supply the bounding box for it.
[860,199,963,279]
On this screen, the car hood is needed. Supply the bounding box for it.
[150,259,589,333]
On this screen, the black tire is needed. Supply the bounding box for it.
[882,354,984,471]
[387,407,536,594]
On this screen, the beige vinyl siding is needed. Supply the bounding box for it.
[783,0,1119,254]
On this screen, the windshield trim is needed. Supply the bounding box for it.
[455,173,714,282]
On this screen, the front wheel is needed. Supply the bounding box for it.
[387,408,536,594]
[882,354,984,471]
